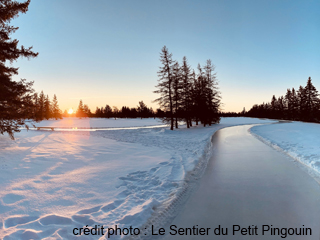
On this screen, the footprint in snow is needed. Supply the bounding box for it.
[77,205,102,215]
[72,215,95,225]
[101,199,125,212]
[39,215,72,226]
[5,215,39,228]
[2,193,25,204]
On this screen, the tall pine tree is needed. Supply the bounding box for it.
[0,0,38,139]
[154,46,174,130]
[180,56,192,128]
[304,77,319,121]
[52,94,61,119]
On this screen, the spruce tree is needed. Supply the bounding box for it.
[83,104,91,117]
[52,94,61,119]
[291,88,298,120]
[180,56,192,128]
[37,91,45,120]
[284,89,292,119]
[297,86,307,120]
[171,61,181,128]
[0,0,38,139]
[44,94,51,120]
[203,59,220,125]
[104,105,112,118]
[154,46,174,130]
[76,100,85,118]
[137,101,148,119]
[304,77,319,121]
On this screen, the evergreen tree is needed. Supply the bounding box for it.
[44,94,51,120]
[76,100,85,118]
[203,59,220,125]
[190,69,199,125]
[304,77,319,121]
[277,96,284,119]
[284,89,292,119]
[83,104,91,117]
[37,91,45,120]
[62,109,68,117]
[52,94,61,119]
[180,56,192,128]
[154,46,174,130]
[297,86,307,120]
[113,106,119,119]
[291,88,298,120]
[196,63,209,126]
[104,104,112,118]
[32,92,39,119]
[95,107,102,117]
[137,101,148,119]
[0,0,38,138]
[171,61,182,128]
[130,107,138,118]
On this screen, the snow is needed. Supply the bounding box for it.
[29,117,164,129]
[0,117,276,239]
[250,121,320,177]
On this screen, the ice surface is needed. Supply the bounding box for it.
[0,117,276,239]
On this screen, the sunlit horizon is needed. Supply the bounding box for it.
[10,0,320,113]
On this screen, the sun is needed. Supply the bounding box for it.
[68,108,74,114]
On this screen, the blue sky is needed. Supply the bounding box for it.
[11,0,320,112]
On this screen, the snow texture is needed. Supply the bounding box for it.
[0,117,275,239]
[251,121,320,178]
[29,118,165,129]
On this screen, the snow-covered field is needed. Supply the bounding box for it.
[251,121,320,177]
[29,118,164,129]
[0,117,276,239]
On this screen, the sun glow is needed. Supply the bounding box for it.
[68,108,74,114]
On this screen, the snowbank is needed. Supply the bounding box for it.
[0,117,276,239]
[251,121,320,176]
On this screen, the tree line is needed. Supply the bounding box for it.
[72,100,160,119]
[27,91,62,120]
[247,77,320,122]
[154,46,221,130]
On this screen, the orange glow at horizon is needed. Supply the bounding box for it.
[68,108,74,114]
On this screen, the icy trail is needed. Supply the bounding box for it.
[161,125,320,240]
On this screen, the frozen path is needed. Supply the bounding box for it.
[161,125,320,240]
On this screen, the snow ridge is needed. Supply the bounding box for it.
[249,123,320,184]
[126,131,217,240]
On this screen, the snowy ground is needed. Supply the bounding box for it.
[251,121,320,178]
[0,117,276,239]
[29,118,164,129]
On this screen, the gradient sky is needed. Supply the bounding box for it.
[11,0,320,112]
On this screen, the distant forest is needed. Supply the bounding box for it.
[246,77,320,122]
[74,100,157,119]
[33,77,320,127]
